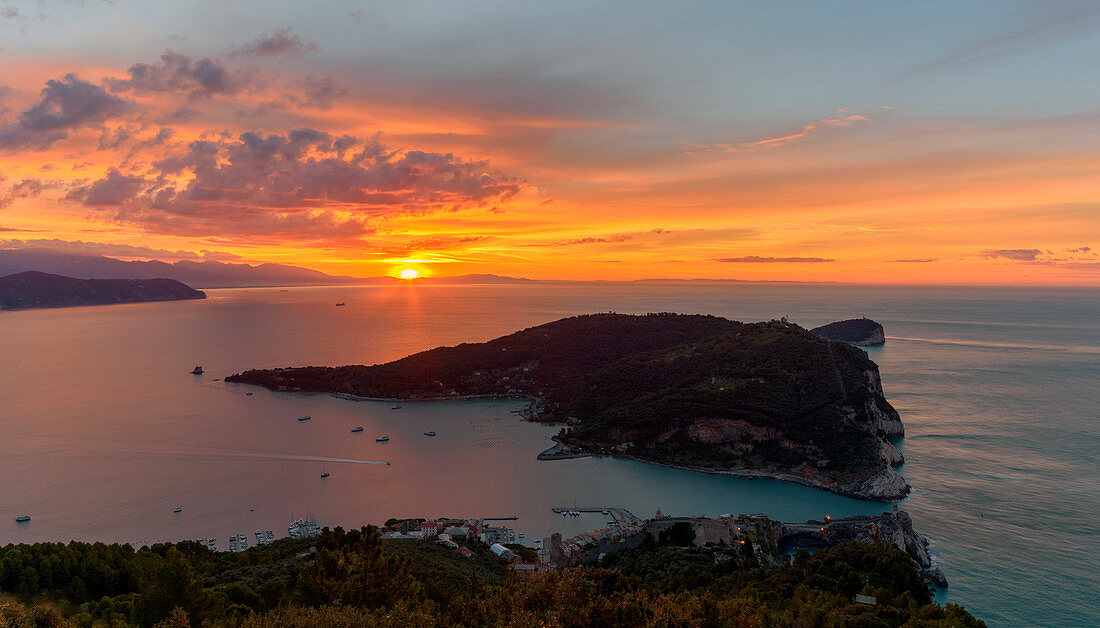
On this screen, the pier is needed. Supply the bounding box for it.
[551,507,641,525]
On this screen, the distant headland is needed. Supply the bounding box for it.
[0,271,205,310]
[812,318,886,346]
[227,313,909,500]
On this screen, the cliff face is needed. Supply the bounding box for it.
[229,313,910,500]
[811,318,886,346]
[0,271,206,310]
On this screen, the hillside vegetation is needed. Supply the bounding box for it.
[0,525,984,627]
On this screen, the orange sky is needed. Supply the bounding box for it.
[1,2,1098,284]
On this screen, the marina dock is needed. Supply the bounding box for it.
[551,507,641,525]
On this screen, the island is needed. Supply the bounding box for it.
[811,317,886,346]
[0,271,206,310]
[227,313,908,500]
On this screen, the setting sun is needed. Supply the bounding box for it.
[399,269,420,279]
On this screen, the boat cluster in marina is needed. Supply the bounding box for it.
[288,517,320,539]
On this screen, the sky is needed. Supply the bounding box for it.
[1,0,1098,283]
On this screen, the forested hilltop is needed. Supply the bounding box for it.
[228,313,908,500]
[0,525,984,627]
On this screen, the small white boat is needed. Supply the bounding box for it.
[15,515,30,523]
[298,415,311,421]
[321,463,330,478]
[351,426,364,433]
[391,405,402,410]
[376,435,390,442]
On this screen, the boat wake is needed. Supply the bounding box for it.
[89,443,391,466]
[886,336,1100,355]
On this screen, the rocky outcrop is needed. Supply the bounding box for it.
[812,318,886,346]
[837,466,910,501]
[779,509,946,587]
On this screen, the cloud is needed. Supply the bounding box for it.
[0,74,131,150]
[981,248,1042,261]
[688,110,872,153]
[746,113,870,149]
[0,237,238,260]
[887,258,938,263]
[67,168,146,206]
[199,249,242,261]
[381,235,492,257]
[227,28,317,58]
[155,105,201,124]
[107,51,260,99]
[67,128,522,243]
[714,256,835,263]
[0,85,11,116]
[300,75,347,110]
[903,4,1100,77]
[0,178,57,208]
[529,235,633,247]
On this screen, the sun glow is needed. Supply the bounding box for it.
[399,268,420,279]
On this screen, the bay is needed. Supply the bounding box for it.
[1,282,1097,626]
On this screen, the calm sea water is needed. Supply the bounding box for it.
[1,283,1097,626]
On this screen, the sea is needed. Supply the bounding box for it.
[1,282,1097,626]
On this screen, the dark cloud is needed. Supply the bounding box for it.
[107,51,259,99]
[981,248,1042,261]
[300,75,347,110]
[714,256,835,263]
[887,258,938,263]
[69,129,522,243]
[0,85,12,116]
[228,28,317,58]
[0,178,57,208]
[0,74,131,150]
[67,168,147,206]
[0,237,237,260]
[155,105,201,124]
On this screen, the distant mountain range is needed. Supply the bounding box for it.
[0,249,532,288]
[0,271,206,310]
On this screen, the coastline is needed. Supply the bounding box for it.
[228,384,907,502]
[331,391,539,403]
[537,438,907,501]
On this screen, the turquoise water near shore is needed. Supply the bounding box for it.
[1,283,1097,625]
